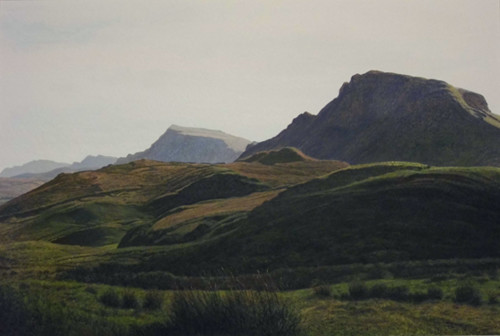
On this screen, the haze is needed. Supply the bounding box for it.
[1,0,499,171]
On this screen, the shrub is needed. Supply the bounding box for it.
[385,285,409,301]
[99,289,121,308]
[313,284,332,297]
[487,292,498,305]
[427,286,443,300]
[84,286,97,295]
[368,283,388,298]
[168,289,302,335]
[454,284,482,306]
[0,285,29,336]
[122,290,139,309]
[348,282,368,300]
[410,291,429,303]
[143,290,164,310]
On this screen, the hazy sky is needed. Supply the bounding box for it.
[1,0,499,170]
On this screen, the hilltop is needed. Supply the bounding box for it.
[238,147,316,165]
[240,71,500,166]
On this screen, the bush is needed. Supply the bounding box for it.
[122,290,139,309]
[348,282,368,300]
[455,283,482,306]
[313,284,332,297]
[385,285,409,301]
[427,286,443,300]
[0,285,29,336]
[99,289,121,308]
[168,290,302,336]
[368,283,388,298]
[84,286,97,295]
[143,290,164,310]
[488,292,498,305]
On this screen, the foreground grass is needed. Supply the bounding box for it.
[1,275,499,335]
[300,299,500,335]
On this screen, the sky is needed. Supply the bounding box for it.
[1,0,499,171]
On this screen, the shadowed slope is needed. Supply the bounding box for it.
[133,163,500,275]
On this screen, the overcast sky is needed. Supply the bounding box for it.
[1,0,499,170]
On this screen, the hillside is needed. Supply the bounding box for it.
[240,71,500,166]
[238,147,316,165]
[1,159,499,335]
[0,159,346,245]
[116,162,500,275]
[0,178,45,205]
[117,125,251,164]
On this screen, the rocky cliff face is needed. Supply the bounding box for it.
[240,71,500,166]
[117,125,251,164]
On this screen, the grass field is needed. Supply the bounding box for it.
[1,160,499,334]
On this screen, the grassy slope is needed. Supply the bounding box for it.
[1,160,500,334]
[115,162,500,275]
[0,159,347,247]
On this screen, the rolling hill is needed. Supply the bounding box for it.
[0,154,347,246]
[240,71,500,166]
[112,162,500,275]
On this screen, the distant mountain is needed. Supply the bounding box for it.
[0,160,69,178]
[240,71,500,166]
[70,155,117,171]
[12,155,117,180]
[0,155,117,203]
[116,125,251,164]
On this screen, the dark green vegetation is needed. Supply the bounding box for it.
[168,289,302,336]
[240,71,500,166]
[94,162,500,276]
[1,155,499,334]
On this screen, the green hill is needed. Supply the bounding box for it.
[239,147,316,165]
[0,159,346,246]
[118,163,500,275]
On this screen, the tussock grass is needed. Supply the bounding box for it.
[168,289,302,336]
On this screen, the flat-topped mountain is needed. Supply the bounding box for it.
[117,125,251,164]
[240,71,500,166]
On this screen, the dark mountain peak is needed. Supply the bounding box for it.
[240,71,500,166]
